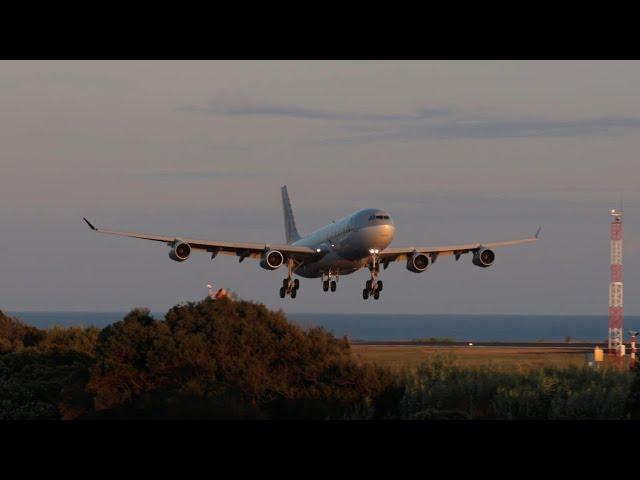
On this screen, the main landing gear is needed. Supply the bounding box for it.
[363,252,383,300]
[279,277,300,298]
[279,259,300,299]
[321,272,338,292]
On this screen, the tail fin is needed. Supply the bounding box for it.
[281,185,301,244]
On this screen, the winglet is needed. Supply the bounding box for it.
[83,217,97,231]
[535,226,542,239]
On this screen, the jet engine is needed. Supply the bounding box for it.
[260,249,284,270]
[406,253,431,273]
[169,240,191,262]
[472,248,495,268]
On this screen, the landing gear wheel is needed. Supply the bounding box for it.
[293,279,300,290]
[279,287,286,298]
[330,280,337,292]
[366,279,372,290]
[323,280,329,292]
[377,280,383,292]
[362,289,369,300]
[373,291,380,300]
[291,288,297,299]
[283,278,289,288]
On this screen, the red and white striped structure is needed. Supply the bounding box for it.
[609,208,624,353]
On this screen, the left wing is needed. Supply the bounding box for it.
[83,218,319,261]
[379,227,541,265]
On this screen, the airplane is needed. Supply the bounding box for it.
[83,185,540,301]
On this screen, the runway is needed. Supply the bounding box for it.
[352,340,601,351]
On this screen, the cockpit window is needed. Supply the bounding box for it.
[369,215,390,221]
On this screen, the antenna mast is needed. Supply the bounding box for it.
[609,207,624,354]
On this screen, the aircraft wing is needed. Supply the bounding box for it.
[378,227,541,264]
[83,218,318,260]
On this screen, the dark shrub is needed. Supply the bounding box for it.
[0,350,94,419]
[87,298,394,419]
[0,310,47,351]
[400,354,632,420]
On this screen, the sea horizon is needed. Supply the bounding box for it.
[6,310,638,343]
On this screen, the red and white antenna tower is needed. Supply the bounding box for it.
[609,207,624,354]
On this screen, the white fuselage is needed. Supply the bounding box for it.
[292,208,395,278]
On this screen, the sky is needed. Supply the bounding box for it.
[1,60,639,315]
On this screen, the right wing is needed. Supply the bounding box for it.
[83,218,319,261]
[379,227,541,264]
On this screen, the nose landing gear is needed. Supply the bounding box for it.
[363,253,383,300]
[362,280,383,300]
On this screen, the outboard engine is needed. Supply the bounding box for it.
[406,252,431,273]
[260,249,284,270]
[472,248,495,268]
[169,240,191,262]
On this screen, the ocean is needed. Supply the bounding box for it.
[8,311,637,342]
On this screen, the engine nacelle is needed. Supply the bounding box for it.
[260,249,284,270]
[406,253,431,273]
[472,248,495,268]
[169,240,191,262]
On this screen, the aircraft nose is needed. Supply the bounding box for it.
[378,224,395,238]
[368,224,395,250]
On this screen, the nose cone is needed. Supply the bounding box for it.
[362,223,395,251]
[353,209,395,253]
[375,224,395,249]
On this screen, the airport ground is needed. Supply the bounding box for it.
[351,343,633,371]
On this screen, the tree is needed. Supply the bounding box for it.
[0,350,94,420]
[86,298,395,419]
[87,308,159,410]
[0,310,46,351]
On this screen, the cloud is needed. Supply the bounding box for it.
[179,92,458,122]
[181,93,640,143]
[323,115,640,144]
[130,170,262,181]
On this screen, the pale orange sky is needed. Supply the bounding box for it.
[1,61,639,314]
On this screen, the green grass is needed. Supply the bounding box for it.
[351,345,592,371]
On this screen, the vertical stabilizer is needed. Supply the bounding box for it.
[281,185,301,244]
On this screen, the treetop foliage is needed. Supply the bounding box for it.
[0,299,397,419]
[2,301,640,420]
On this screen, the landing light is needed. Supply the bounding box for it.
[369,249,374,254]
[316,248,321,253]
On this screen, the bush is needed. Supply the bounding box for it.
[35,325,99,356]
[0,310,47,351]
[398,354,632,420]
[0,350,94,419]
[4,303,636,420]
[86,298,396,419]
